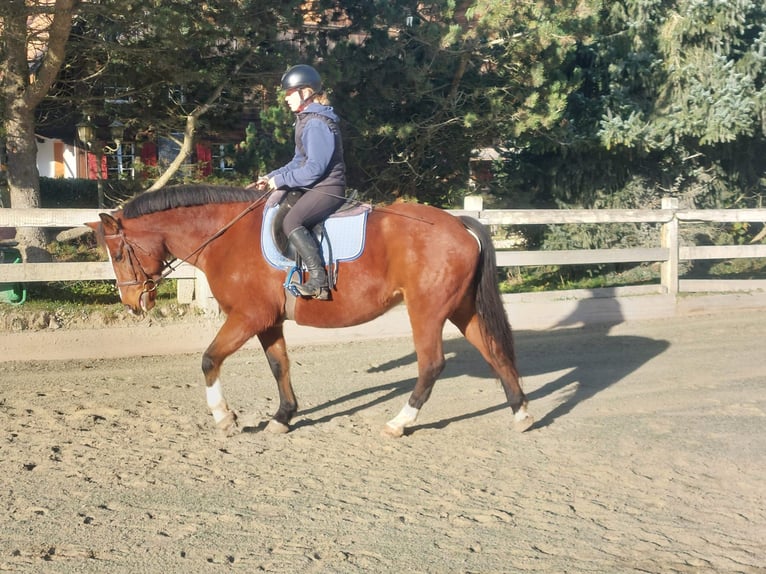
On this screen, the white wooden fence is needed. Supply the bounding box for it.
[0,207,207,306]
[1,197,765,310]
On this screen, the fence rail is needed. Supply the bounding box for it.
[2,198,766,310]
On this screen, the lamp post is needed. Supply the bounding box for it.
[76,117,125,208]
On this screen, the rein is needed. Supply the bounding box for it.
[108,195,270,294]
[159,195,268,281]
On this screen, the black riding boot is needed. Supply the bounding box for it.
[287,226,330,300]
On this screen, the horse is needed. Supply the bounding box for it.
[86,184,534,437]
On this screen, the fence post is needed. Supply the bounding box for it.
[463,195,483,212]
[176,279,194,304]
[660,197,679,295]
[192,268,220,314]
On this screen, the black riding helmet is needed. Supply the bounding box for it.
[281,64,322,93]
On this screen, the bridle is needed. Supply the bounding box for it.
[103,228,165,298]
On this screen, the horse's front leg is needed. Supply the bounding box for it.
[257,324,296,434]
[202,315,257,435]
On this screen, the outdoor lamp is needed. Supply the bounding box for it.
[76,119,96,147]
[109,120,125,147]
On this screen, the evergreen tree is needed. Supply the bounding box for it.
[594,0,765,208]
[271,0,597,205]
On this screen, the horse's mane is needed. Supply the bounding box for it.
[122,184,267,219]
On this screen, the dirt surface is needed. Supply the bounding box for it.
[0,308,764,573]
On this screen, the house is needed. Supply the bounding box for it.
[35,129,234,184]
[35,134,81,179]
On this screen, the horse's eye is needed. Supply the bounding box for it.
[113,251,124,262]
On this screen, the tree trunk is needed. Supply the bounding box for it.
[146,115,198,192]
[145,52,252,192]
[1,0,79,262]
[5,107,51,262]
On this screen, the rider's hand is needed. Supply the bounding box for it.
[246,176,271,191]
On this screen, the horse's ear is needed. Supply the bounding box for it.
[97,213,121,235]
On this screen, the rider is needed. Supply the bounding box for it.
[254,64,346,300]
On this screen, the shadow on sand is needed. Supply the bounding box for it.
[518,295,670,428]
[284,293,670,433]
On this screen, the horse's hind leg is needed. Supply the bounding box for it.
[256,324,297,434]
[452,309,534,432]
[383,321,446,438]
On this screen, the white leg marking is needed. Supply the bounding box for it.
[512,404,535,432]
[386,403,420,432]
[206,380,230,424]
[514,405,529,422]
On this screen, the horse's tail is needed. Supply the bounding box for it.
[459,216,516,365]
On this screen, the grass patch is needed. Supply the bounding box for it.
[24,279,180,308]
[499,263,662,294]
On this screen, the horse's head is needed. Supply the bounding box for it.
[86,213,167,314]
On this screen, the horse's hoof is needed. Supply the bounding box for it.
[266,420,290,434]
[216,411,239,436]
[513,414,535,433]
[381,423,405,438]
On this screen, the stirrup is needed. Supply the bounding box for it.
[283,266,330,300]
[284,266,302,297]
[293,282,330,300]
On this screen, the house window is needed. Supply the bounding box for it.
[105,142,135,179]
[211,143,235,173]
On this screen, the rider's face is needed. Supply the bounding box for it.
[284,88,304,112]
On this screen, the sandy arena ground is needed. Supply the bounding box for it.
[0,307,764,573]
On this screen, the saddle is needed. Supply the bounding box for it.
[261,190,371,291]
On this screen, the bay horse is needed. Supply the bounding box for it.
[86,184,533,437]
